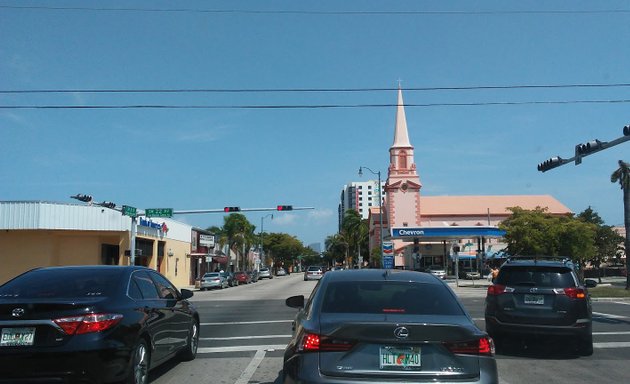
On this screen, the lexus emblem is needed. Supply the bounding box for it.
[11,308,25,318]
[394,326,409,339]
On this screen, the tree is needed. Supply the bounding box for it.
[499,207,596,266]
[263,232,304,271]
[340,210,369,267]
[611,160,630,289]
[325,233,348,266]
[222,213,254,271]
[577,207,625,283]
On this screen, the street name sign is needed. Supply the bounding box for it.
[145,208,173,218]
[121,205,137,217]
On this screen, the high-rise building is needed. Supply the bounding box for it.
[338,180,386,230]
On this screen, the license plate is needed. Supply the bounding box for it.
[524,294,544,305]
[379,346,421,370]
[1,327,35,346]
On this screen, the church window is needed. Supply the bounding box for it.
[399,151,407,169]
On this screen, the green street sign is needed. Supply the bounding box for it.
[145,208,173,218]
[121,205,137,217]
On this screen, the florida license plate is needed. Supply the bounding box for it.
[1,327,35,346]
[524,294,544,305]
[380,346,421,370]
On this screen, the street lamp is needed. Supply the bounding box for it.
[358,166,384,269]
[260,213,273,271]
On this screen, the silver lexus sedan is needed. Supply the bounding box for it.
[283,269,498,384]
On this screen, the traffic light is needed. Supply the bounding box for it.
[537,156,564,172]
[71,194,93,203]
[224,207,240,212]
[624,125,630,136]
[277,205,293,211]
[100,201,116,209]
[575,139,603,156]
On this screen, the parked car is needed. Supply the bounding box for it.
[247,270,259,283]
[459,268,481,280]
[220,271,238,286]
[276,268,287,276]
[284,269,497,383]
[199,272,228,290]
[258,267,273,279]
[233,271,252,284]
[303,265,324,281]
[425,264,447,279]
[0,265,199,384]
[485,256,597,355]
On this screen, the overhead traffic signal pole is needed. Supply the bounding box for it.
[537,124,630,172]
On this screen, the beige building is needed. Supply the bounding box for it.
[0,201,194,287]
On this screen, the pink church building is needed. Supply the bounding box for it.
[367,88,572,270]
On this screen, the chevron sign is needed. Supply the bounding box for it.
[383,242,394,254]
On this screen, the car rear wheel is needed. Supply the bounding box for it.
[180,320,199,361]
[577,334,593,356]
[126,339,150,384]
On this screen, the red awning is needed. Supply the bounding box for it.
[212,256,228,264]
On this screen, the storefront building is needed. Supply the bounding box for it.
[0,201,193,287]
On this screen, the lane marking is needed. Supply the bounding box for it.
[594,342,630,349]
[593,331,630,335]
[202,335,292,341]
[198,344,287,353]
[201,320,292,326]
[593,312,630,320]
[235,349,266,384]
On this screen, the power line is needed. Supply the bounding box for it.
[2,99,630,110]
[2,83,630,94]
[2,5,630,15]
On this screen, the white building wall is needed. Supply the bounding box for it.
[0,201,191,242]
[340,180,386,220]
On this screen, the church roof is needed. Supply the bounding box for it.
[369,194,571,217]
[419,195,572,216]
[391,87,412,148]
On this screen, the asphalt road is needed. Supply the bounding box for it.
[150,273,630,384]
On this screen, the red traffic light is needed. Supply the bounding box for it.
[277,205,293,211]
[224,207,241,212]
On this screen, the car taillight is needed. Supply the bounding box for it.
[444,337,495,356]
[299,332,355,352]
[563,287,586,299]
[54,313,123,335]
[487,284,506,296]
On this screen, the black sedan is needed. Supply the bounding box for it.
[284,269,498,384]
[0,265,200,384]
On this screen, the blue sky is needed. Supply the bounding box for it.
[1,1,629,246]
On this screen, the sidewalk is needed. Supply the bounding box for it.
[445,277,492,298]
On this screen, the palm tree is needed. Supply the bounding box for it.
[325,233,348,267]
[611,160,630,289]
[222,213,254,271]
[342,210,363,267]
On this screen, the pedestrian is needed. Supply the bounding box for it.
[490,266,499,283]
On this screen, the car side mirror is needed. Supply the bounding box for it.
[584,279,597,288]
[286,295,304,309]
[180,288,194,299]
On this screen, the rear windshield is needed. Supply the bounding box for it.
[321,281,464,316]
[204,273,220,278]
[307,267,321,271]
[0,268,124,299]
[496,266,576,288]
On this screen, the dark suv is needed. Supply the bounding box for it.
[484,256,597,355]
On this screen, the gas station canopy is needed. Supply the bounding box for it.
[391,226,506,241]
